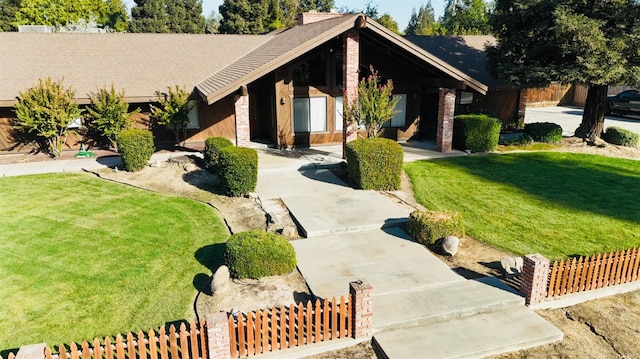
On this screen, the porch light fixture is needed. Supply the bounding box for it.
[280,97,286,105]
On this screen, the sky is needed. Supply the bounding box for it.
[123,1,448,30]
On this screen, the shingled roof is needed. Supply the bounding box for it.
[0,32,270,105]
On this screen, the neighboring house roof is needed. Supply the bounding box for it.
[197,16,492,105]
[404,35,505,88]
[0,32,270,105]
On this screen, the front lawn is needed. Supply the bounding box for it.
[0,173,228,351]
[405,152,640,259]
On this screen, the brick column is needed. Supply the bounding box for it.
[520,254,550,306]
[436,88,456,152]
[234,94,250,147]
[350,279,373,339]
[16,344,46,359]
[342,29,360,158]
[206,312,231,359]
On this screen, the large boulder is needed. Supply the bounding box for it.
[441,236,460,257]
[212,265,230,294]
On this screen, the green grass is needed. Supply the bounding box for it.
[496,143,561,152]
[405,152,640,260]
[0,173,229,351]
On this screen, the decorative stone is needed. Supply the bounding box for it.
[211,265,230,295]
[441,236,460,257]
[280,226,297,238]
[501,257,524,275]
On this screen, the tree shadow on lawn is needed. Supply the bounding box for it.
[437,152,640,224]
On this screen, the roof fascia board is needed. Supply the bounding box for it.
[364,20,489,95]
[202,16,362,105]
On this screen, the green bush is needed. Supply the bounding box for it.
[224,230,297,279]
[219,146,258,197]
[345,138,404,190]
[602,126,639,147]
[117,128,155,172]
[524,122,563,143]
[406,210,465,245]
[204,136,234,172]
[453,114,501,152]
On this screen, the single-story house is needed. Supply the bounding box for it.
[0,11,520,153]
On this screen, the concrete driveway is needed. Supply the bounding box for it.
[525,106,640,136]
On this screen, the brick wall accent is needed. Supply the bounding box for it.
[350,279,373,339]
[436,88,456,152]
[520,254,550,306]
[206,312,231,359]
[234,94,250,147]
[342,29,360,157]
[298,11,343,25]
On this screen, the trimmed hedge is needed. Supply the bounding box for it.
[219,146,258,197]
[453,114,501,153]
[345,138,404,190]
[204,136,234,172]
[224,230,297,279]
[524,122,563,143]
[602,126,639,148]
[406,210,465,245]
[117,128,155,172]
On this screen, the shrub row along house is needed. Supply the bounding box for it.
[0,11,522,153]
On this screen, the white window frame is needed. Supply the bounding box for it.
[335,96,343,132]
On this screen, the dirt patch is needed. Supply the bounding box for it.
[303,341,380,359]
[555,136,640,160]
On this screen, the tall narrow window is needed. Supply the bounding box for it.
[335,96,343,131]
[293,97,327,132]
[384,94,407,127]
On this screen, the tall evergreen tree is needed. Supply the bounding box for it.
[130,0,204,33]
[218,0,270,34]
[130,0,167,32]
[405,2,440,35]
[0,0,22,31]
[487,0,640,140]
[377,14,401,35]
[441,0,491,35]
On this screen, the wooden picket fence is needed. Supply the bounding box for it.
[43,321,206,359]
[228,296,351,357]
[547,247,640,298]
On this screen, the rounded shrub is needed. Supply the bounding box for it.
[203,136,234,172]
[602,126,639,148]
[218,146,258,197]
[345,138,404,190]
[406,210,465,245]
[117,128,155,172]
[523,122,563,143]
[453,114,501,152]
[224,230,297,279]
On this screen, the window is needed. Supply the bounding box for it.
[293,97,327,132]
[384,94,407,128]
[459,91,474,105]
[335,96,343,131]
[186,100,200,129]
[292,54,328,87]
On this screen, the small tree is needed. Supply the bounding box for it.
[87,84,138,151]
[14,78,82,157]
[344,66,399,138]
[151,85,194,146]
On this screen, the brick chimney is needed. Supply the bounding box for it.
[298,9,344,25]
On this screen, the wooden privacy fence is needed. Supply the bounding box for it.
[547,248,640,298]
[43,321,206,359]
[228,296,351,358]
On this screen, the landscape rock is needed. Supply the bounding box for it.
[212,265,230,295]
[279,225,298,238]
[500,257,524,276]
[441,236,460,257]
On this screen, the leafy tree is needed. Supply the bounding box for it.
[377,13,401,35]
[0,0,21,31]
[130,0,204,33]
[14,78,82,157]
[344,66,400,138]
[405,2,440,35]
[14,0,128,31]
[218,0,270,34]
[487,0,640,141]
[299,0,334,12]
[205,10,221,33]
[151,85,195,145]
[87,84,138,151]
[441,0,491,35]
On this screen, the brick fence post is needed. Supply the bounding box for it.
[16,344,46,359]
[436,88,456,152]
[520,254,550,306]
[350,279,373,339]
[206,312,231,359]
